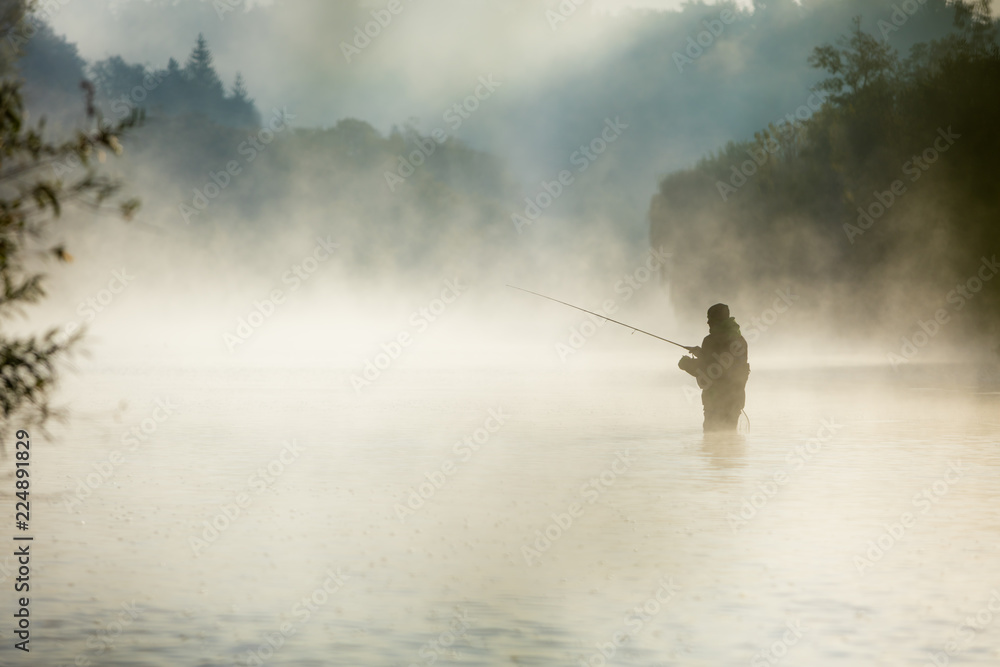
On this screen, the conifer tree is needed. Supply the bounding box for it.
[184,33,222,92]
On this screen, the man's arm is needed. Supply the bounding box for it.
[678,355,698,376]
[679,337,711,378]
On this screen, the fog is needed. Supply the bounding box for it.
[22,0,996,372]
[2,0,999,664]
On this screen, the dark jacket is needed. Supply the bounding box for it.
[680,317,749,390]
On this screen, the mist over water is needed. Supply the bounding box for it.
[1,0,998,665]
[10,365,1000,666]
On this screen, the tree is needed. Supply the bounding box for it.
[86,36,259,128]
[90,54,147,99]
[0,3,140,444]
[808,16,899,103]
[184,33,222,92]
[808,16,903,175]
[225,71,259,126]
[649,3,1000,349]
[230,72,250,103]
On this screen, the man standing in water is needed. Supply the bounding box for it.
[678,303,750,431]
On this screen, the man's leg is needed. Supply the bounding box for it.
[705,386,744,431]
[722,386,746,430]
[703,393,727,432]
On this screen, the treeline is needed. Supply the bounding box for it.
[8,12,515,271]
[16,25,258,129]
[106,112,518,274]
[89,34,259,128]
[649,1,1000,352]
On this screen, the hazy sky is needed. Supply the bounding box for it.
[25,0,999,368]
[37,0,985,234]
[47,0,761,131]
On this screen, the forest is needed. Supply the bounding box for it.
[649,1,1000,353]
[8,0,999,354]
[14,20,516,273]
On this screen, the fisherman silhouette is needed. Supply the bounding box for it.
[678,303,750,432]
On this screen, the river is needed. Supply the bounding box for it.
[5,361,999,666]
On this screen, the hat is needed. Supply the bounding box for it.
[707,303,730,322]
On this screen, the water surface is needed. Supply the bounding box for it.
[6,363,999,666]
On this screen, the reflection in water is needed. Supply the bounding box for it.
[700,431,746,470]
[8,364,1000,666]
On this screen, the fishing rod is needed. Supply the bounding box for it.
[507,285,696,352]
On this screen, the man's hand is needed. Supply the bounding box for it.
[687,346,702,357]
[678,355,697,375]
